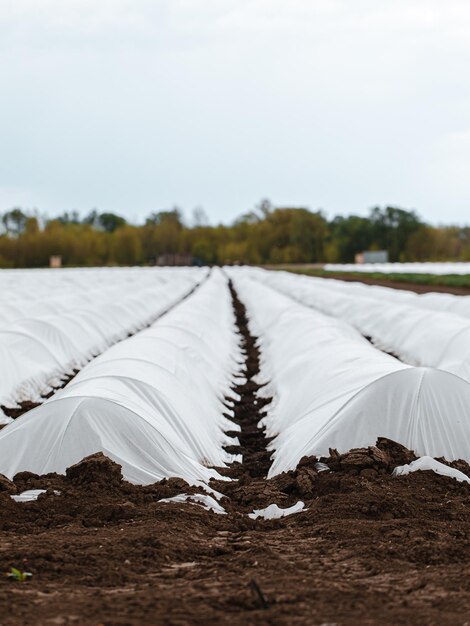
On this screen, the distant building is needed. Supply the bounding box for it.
[156,253,194,266]
[49,255,62,268]
[355,250,388,264]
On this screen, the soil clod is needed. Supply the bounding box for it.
[66,452,123,488]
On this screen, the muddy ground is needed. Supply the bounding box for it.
[1,446,470,626]
[1,283,470,625]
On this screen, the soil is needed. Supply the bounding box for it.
[2,445,470,625]
[219,281,274,482]
[2,283,470,625]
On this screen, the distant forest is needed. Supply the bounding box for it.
[0,200,468,267]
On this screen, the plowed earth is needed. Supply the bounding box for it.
[2,447,470,626]
[1,285,470,625]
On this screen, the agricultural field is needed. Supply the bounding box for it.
[326,262,470,275]
[279,264,470,293]
[2,266,470,625]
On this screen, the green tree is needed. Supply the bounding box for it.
[98,212,127,233]
[369,206,422,262]
[2,208,28,236]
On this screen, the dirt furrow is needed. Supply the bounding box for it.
[223,280,273,480]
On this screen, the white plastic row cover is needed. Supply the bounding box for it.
[0,267,201,326]
[0,268,207,414]
[247,267,470,383]
[0,270,241,485]
[277,268,470,318]
[228,270,470,476]
[325,262,470,276]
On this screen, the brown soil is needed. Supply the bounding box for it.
[2,283,470,624]
[220,281,273,481]
[2,446,470,625]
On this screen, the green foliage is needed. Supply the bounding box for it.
[0,202,465,268]
[145,208,183,227]
[1,208,28,236]
[329,207,423,263]
[97,212,127,233]
[6,567,32,582]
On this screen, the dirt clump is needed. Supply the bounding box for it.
[322,437,417,474]
[435,456,470,476]
[323,444,391,474]
[66,452,123,488]
[376,436,418,466]
[0,473,16,494]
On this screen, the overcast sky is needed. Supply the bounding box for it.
[1,0,469,225]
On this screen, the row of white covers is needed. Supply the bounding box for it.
[325,262,470,275]
[0,267,203,327]
[228,270,470,476]
[0,268,207,417]
[291,270,470,319]
[0,270,241,485]
[249,267,470,383]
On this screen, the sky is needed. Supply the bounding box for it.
[0,0,470,225]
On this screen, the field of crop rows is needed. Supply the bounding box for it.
[326,262,470,274]
[2,266,470,625]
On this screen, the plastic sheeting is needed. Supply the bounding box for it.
[248,501,306,520]
[0,267,198,326]
[393,457,470,483]
[11,489,48,503]
[266,267,470,318]
[0,270,241,486]
[325,262,470,275]
[159,493,227,514]
[228,271,470,476]
[245,267,470,383]
[0,267,207,414]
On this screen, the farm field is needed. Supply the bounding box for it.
[0,267,207,422]
[276,265,470,294]
[2,266,470,624]
[325,262,470,275]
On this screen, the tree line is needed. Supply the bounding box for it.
[0,201,468,268]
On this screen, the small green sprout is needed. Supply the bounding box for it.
[6,567,32,582]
